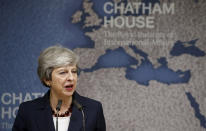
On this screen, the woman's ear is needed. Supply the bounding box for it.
[44,79,51,87]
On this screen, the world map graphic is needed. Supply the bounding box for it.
[0,0,205,130]
[70,0,206,129]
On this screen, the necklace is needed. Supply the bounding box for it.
[52,106,72,117]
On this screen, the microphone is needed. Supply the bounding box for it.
[73,99,83,110]
[56,100,62,131]
[56,100,62,112]
[72,99,85,131]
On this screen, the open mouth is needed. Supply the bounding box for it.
[65,85,73,88]
[64,84,73,91]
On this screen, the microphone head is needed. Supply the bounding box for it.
[73,99,83,111]
[56,100,62,111]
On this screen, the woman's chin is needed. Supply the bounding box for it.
[63,90,74,97]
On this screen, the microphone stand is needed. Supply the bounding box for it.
[56,110,59,131]
[73,99,85,131]
[81,109,86,131]
[56,100,62,131]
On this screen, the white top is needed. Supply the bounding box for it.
[53,116,70,131]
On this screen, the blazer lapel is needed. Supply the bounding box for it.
[35,106,55,131]
[67,105,83,131]
[68,92,87,131]
[34,91,55,131]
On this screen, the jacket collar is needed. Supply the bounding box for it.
[34,90,55,131]
[35,90,86,109]
[68,91,86,131]
[35,90,85,131]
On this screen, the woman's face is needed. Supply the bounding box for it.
[48,65,78,98]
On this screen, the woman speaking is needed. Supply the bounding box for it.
[12,45,106,131]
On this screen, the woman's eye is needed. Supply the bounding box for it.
[72,70,77,73]
[59,72,66,74]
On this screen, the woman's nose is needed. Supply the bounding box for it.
[66,72,74,81]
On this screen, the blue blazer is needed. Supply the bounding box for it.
[12,90,106,131]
